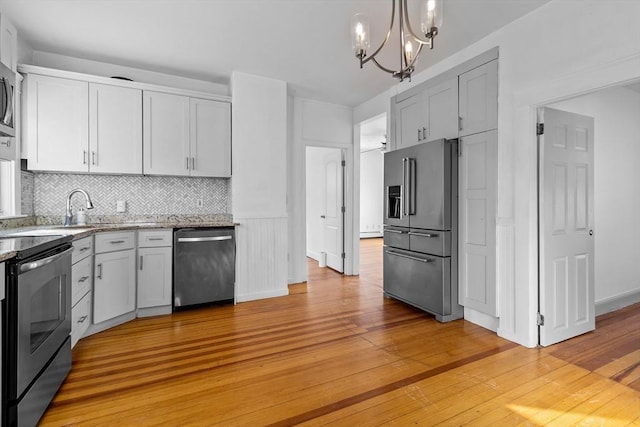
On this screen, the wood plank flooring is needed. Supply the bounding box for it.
[41,238,640,426]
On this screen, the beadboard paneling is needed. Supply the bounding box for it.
[234,217,288,302]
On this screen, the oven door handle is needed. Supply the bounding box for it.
[19,247,73,274]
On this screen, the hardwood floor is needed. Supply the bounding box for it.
[41,237,640,425]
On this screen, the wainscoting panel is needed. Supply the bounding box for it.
[235,217,289,302]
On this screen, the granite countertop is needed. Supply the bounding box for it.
[0,220,236,262]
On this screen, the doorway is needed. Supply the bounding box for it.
[538,83,640,346]
[305,146,345,273]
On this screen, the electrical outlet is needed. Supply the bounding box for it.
[196,199,204,208]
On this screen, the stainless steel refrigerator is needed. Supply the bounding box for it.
[383,138,463,322]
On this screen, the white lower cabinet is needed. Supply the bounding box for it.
[93,232,136,324]
[70,236,93,348]
[137,229,173,315]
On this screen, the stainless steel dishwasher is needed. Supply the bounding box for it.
[173,227,235,310]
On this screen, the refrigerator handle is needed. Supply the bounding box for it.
[409,158,416,215]
[402,157,408,216]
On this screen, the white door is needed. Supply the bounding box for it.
[539,107,595,346]
[394,93,423,149]
[322,149,344,272]
[424,77,458,141]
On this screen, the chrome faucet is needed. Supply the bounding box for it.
[64,189,94,226]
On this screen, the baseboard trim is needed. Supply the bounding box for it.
[595,289,640,316]
[360,232,383,239]
[464,307,499,332]
[288,282,308,295]
[236,288,289,303]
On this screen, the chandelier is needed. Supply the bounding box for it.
[351,0,443,81]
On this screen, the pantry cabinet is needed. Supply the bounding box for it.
[93,232,136,324]
[143,91,231,177]
[458,59,498,137]
[24,74,143,174]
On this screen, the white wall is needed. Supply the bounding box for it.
[360,149,383,237]
[288,98,353,283]
[305,146,337,260]
[548,86,640,305]
[354,0,640,347]
[231,72,288,302]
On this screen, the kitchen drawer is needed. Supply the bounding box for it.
[138,229,172,248]
[383,227,409,250]
[71,255,92,306]
[71,291,92,348]
[95,231,135,253]
[409,229,451,256]
[383,248,451,317]
[72,236,94,264]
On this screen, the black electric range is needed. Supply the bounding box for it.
[0,234,73,260]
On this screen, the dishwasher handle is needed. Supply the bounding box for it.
[177,236,233,243]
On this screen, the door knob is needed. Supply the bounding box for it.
[320,215,326,219]
[589,230,593,236]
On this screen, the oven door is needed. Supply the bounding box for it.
[15,247,72,397]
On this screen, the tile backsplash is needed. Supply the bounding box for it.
[31,173,230,222]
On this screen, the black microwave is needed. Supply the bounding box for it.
[0,62,15,137]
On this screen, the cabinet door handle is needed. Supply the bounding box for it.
[192,157,196,170]
[139,255,143,270]
[186,157,190,170]
[458,116,463,131]
[79,246,91,252]
[83,150,88,165]
[78,275,90,283]
[96,263,102,279]
[0,139,10,147]
[92,151,97,165]
[77,315,88,324]
[423,127,428,138]
[147,237,164,241]
[417,128,422,141]
[110,240,125,244]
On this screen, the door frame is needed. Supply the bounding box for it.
[505,55,640,347]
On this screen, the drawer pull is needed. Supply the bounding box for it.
[385,250,434,263]
[79,246,91,252]
[110,240,125,244]
[147,237,164,241]
[385,229,405,235]
[408,232,438,238]
[77,315,88,324]
[78,276,90,283]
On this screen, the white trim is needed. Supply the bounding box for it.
[595,289,640,316]
[18,64,231,102]
[136,306,172,318]
[236,288,289,303]
[464,307,499,333]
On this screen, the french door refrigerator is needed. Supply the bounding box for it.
[383,138,463,322]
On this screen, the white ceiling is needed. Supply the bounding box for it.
[0,0,550,107]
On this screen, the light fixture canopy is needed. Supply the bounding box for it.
[351,0,443,81]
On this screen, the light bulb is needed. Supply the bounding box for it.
[351,14,370,55]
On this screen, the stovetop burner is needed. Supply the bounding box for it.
[0,234,73,260]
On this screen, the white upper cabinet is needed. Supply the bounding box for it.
[25,74,89,172]
[25,75,143,174]
[0,14,17,71]
[89,83,142,174]
[424,78,458,141]
[393,77,458,150]
[144,90,231,177]
[190,98,231,177]
[458,59,498,137]
[143,91,190,176]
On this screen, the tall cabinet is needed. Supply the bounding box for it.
[390,52,499,320]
